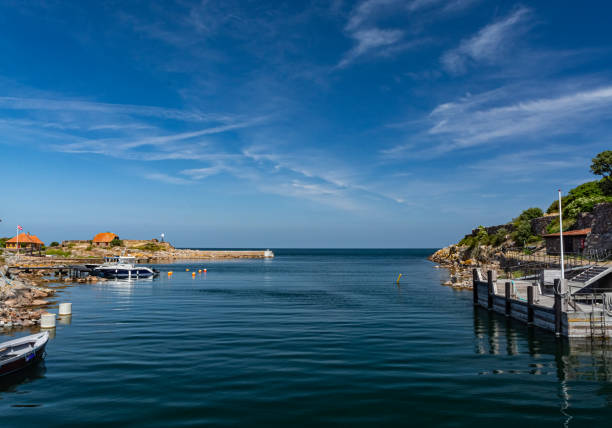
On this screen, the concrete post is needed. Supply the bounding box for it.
[527,286,534,325]
[505,282,511,316]
[487,270,494,310]
[472,268,478,306]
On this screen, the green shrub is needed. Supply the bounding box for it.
[514,207,543,222]
[49,241,59,247]
[546,180,608,215]
[0,237,9,248]
[512,220,533,247]
[138,242,163,252]
[564,194,612,218]
[545,217,576,234]
[46,248,71,257]
[110,237,123,247]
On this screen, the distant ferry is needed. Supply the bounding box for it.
[93,256,158,279]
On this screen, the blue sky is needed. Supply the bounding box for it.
[0,0,611,248]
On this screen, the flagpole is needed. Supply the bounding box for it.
[16,225,19,255]
[558,190,564,288]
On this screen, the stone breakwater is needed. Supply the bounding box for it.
[429,245,501,289]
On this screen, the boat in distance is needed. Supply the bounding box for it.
[93,256,159,279]
[0,332,49,377]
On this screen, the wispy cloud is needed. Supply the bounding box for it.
[338,0,412,68]
[382,83,612,158]
[338,28,405,68]
[441,6,531,74]
[144,172,193,185]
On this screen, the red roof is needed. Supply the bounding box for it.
[93,232,117,242]
[543,228,591,237]
[6,233,44,244]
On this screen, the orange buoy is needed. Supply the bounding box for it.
[192,272,196,277]
[168,271,173,276]
[186,269,189,272]
[204,269,207,273]
[198,269,202,273]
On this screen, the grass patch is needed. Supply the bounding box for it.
[45,248,72,257]
[138,242,163,252]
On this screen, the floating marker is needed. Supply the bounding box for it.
[192,272,196,277]
[168,271,173,276]
[396,274,402,285]
[204,269,207,273]
[198,269,202,273]
[186,269,189,272]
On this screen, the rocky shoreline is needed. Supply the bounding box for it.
[429,245,502,289]
[0,265,59,328]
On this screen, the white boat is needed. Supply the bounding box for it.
[93,256,158,279]
[0,332,49,376]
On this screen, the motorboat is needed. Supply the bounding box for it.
[93,256,158,279]
[0,332,49,376]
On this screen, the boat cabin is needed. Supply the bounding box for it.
[103,256,136,266]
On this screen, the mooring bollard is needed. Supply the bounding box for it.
[40,312,56,329]
[59,302,72,316]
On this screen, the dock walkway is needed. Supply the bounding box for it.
[473,269,612,339]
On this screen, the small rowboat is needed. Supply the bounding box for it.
[0,332,49,376]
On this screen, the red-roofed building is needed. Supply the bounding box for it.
[542,228,591,254]
[93,232,118,247]
[5,233,44,251]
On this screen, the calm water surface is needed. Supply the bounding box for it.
[2,249,612,427]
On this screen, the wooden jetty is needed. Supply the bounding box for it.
[7,264,97,280]
[473,266,612,339]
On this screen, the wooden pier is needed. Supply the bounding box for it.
[473,268,612,339]
[7,264,96,280]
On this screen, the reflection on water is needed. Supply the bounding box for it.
[0,363,46,393]
[474,305,612,426]
[473,307,612,381]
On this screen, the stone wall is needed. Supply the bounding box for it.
[471,223,514,237]
[530,215,558,236]
[586,202,612,251]
[574,212,595,230]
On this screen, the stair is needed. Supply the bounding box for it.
[571,266,610,284]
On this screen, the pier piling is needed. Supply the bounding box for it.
[472,269,478,305]
[487,270,494,310]
[527,286,534,325]
[505,282,511,316]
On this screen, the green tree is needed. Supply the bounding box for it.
[110,237,123,247]
[591,150,612,195]
[49,241,60,247]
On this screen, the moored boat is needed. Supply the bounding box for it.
[0,332,49,377]
[93,256,158,279]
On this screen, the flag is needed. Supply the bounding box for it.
[17,225,23,231]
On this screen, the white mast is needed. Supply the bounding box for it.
[558,189,564,286]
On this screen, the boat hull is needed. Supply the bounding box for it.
[0,343,47,377]
[93,268,156,279]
